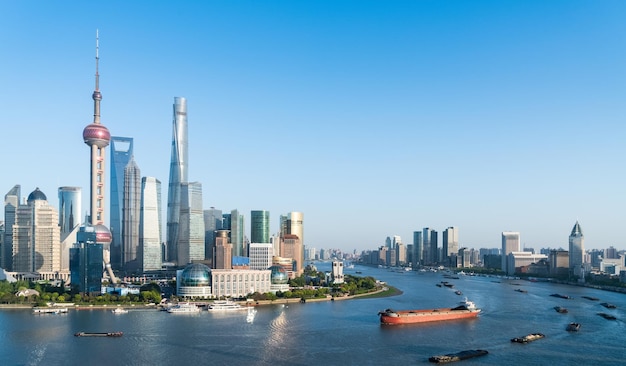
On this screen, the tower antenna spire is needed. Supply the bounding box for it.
[92,29,102,124]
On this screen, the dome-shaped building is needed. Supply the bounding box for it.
[176,263,212,298]
[27,187,47,203]
[269,265,290,293]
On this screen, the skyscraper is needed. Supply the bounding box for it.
[122,156,141,272]
[12,188,61,274]
[2,185,20,270]
[501,231,520,273]
[286,212,304,275]
[203,207,222,263]
[166,97,188,264]
[140,177,162,272]
[81,31,114,282]
[58,186,81,237]
[110,136,133,270]
[230,209,245,257]
[442,226,459,265]
[177,182,204,265]
[251,210,270,244]
[569,221,584,279]
[70,226,103,295]
[423,228,436,264]
[412,230,423,267]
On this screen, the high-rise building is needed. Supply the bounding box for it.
[203,207,222,263]
[12,188,61,274]
[412,230,423,267]
[166,97,188,264]
[213,230,232,269]
[251,210,270,244]
[249,243,273,270]
[423,228,437,264]
[177,182,204,265]
[285,212,304,275]
[122,156,141,272]
[569,221,584,279]
[58,187,81,237]
[140,177,162,272]
[280,234,302,276]
[109,136,133,270]
[81,31,114,282]
[501,231,521,273]
[442,227,459,264]
[70,226,103,295]
[2,185,20,270]
[230,209,245,257]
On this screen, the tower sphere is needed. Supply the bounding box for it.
[83,123,111,148]
[94,224,112,244]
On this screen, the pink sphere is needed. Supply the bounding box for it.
[83,123,111,148]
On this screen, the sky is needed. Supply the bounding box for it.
[1,1,625,253]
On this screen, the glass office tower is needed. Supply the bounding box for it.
[140,177,162,272]
[58,186,81,237]
[110,136,133,270]
[251,210,270,244]
[122,156,141,272]
[177,182,203,265]
[166,97,188,265]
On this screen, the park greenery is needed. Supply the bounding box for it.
[0,279,162,306]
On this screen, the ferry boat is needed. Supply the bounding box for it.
[208,300,246,312]
[33,307,68,314]
[112,308,128,314]
[167,302,201,314]
[378,299,481,325]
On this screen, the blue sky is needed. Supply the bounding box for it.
[1,1,625,252]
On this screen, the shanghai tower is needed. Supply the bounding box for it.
[166,97,188,264]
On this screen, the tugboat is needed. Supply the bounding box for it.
[511,333,545,343]
[566,323,581,332]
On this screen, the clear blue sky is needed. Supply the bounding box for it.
[1,1,625,252]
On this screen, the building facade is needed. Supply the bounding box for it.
[2,185,20,270]
[203,207,223,263]
[58,186,81,238]
[140,177,162,272]
[177,182,204,265]
[249,243,273,270]
[501,231,520,273]
[122,156,141,272]
[569,221,585,279]
[230,209,245,257]
[166,97,188,264]
[250,210,270,244]
[110,136,133,270]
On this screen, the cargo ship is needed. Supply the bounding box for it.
[378,299,481,325]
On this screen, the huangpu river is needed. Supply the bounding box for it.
[2,263,625,365]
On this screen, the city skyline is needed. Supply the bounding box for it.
[2,2,626,251]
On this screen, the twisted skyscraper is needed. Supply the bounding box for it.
[166,97,188,264]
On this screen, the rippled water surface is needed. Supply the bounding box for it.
[2,264,625,365]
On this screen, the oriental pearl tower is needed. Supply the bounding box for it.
[82,31,117,283]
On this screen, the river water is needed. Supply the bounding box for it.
[2,264,625,365]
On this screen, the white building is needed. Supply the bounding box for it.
[506,251,548,276]
[331,261,344,284]
[140,177,162,272]
[249,243,273,270]
[501,232,521,273]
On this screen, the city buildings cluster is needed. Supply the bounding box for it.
[360,223,626,283]
[0,35,310,299]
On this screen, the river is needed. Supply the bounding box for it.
[1,263,625,365]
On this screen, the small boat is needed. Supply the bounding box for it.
[436,284,442,287]
[582,296,599,301]
[597,312,617,320]
[454,290,462,296]
[208,300,246,312]
[511,333,545,343]
[379,298,481,325]
[75,332,123,337]
[566,323,581,332]
[554,306,568,314]
[514,289,528,293]
[112,308,128,314]
[600,302,617,309]
[441,282,454,288]
[355,271,362,274]
[550,294,571,299]
[428,349,489,363]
